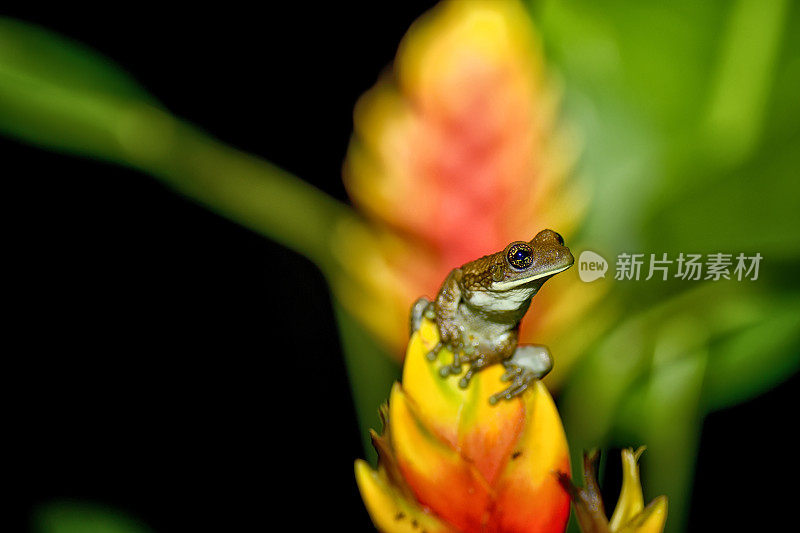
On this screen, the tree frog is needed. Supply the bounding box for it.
[410,229,574,404]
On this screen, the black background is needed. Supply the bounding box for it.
[3,3,798,532]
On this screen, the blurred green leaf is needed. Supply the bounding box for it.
[703,296,800,411]
[561,312,652,461]
[535,0,798,260]
[0,17,390,458]
[0,18,152,101]
[333,302,401,463]
[700,0,788,168]
[561,281,797,531]
[0,18,155,158]
[35,502,152,533]
[617,349,707,533]
[643,143,800,258]
[0,17,355,269]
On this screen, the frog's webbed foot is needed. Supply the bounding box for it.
[415,301,470,371]
[426,338,477,378]
[489,345,553,405]
[430,332,479,379]
[456,353,491,388]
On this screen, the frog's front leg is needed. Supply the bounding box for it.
[422,268,466,363]
[433,268,464,341]
[409,296,431,337]
[409,296,450,363]
[489,345,553,405]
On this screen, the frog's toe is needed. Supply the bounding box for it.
[437,347,465,376]
[425,341,444,361]
[443,362,463,376]
[500,365,524,382]
[490,346,553,404]
[489,375,534,404]
[457,367,473,388]
[457,356,491,388]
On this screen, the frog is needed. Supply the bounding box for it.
[410,229,574,404]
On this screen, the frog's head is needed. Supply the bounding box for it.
[490,229,574,291]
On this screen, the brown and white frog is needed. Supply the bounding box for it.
[410,229,574,404]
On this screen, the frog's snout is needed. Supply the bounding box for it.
[531,229,574,269]
[549,244,574,271]
[560,246,575,267]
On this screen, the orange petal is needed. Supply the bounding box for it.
[346,81,426,235]
[398,0,543,122]
[396,0,547,259]
[487,381,571,533]
[355,460,455,533]
[456,362,526,486]
[389,382,491,532]
[344,0,568,262]
[403,318,526,485]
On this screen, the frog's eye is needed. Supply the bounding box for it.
[507,243,533,270]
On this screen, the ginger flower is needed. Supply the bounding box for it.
[355,318,571,532]
[557,448,668,533]
[334,0,589,378]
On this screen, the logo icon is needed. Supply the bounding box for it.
[578,250,608,282]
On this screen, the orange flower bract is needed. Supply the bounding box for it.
[335,0,588,376]
[355,319,571,532]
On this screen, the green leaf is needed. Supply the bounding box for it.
[700,0,789,168]
[0,18,155,158]
[617,350,707,533]
[0,18,152,101]
[333,302,401,463]
[34,502,152,533]
[0,17,355,270]
[703,296,800,411]
[643,140,800,257]
[560,312,653,467]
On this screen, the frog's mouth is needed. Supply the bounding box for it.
[492,264,572,290]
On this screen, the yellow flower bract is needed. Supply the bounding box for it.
[355,317,571,532]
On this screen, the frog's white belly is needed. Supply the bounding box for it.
[457,286,536,349]
[464,286,537,313]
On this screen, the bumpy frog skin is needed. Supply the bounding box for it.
[410,229,574,404]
